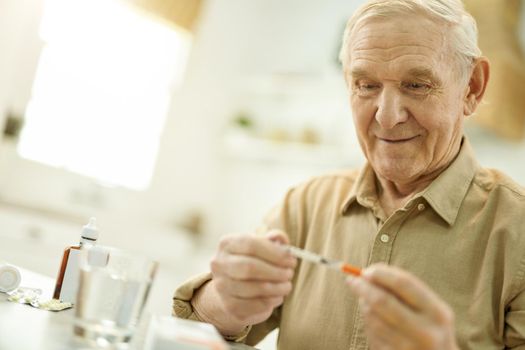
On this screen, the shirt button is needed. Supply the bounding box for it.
[417,203,426,211]
[380,234,390,243]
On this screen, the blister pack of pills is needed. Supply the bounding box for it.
[7,287,72,311]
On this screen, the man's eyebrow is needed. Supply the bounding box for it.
[348,68,374,80]
[405,67,441,84]
[349,67,443,85]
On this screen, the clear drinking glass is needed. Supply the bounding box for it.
[73,244,158,348]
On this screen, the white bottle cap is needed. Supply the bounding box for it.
[0,264,21,293]
[81,217,99,242]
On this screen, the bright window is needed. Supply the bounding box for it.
[18,0,191,190]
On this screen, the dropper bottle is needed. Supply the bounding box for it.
[53,217,99,303]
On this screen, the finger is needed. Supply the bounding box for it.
[215,279,293,299]
[362,264,447,319]
[266,230,298,266]
[215,254,294,282]
[360,301,409,350]
[347,276,417,333]
[220,234,296,268]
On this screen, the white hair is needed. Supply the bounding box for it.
[339,0,481,78]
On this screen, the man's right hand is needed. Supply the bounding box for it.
[191,230,297,336]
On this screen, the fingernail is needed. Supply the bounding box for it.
[282,247,291,256]
[346,276,364,292]
[361,268,374,279]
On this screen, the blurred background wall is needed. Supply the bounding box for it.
[0,0,524,348]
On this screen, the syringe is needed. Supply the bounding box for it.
[285,245,361,276]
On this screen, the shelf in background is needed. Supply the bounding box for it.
[222,129,364,167]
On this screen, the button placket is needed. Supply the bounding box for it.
[369,211,405,265]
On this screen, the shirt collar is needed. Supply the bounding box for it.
[340,137,479,226]
[419,137,479,226]
[340,162,377,214]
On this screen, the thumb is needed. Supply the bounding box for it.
[265,229,290,245]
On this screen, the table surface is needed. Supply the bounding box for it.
[0,266,256,350]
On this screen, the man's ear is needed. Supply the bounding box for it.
[464,57,490,116]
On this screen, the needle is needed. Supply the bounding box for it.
[285,245,361,276]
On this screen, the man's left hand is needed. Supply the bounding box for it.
[346,263,459,350]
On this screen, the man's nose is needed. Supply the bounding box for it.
[374,87,408,129]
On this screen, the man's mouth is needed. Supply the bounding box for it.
[378,135,419,144]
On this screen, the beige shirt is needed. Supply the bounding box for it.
[173,139,525,349]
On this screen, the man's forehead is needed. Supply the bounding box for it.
[350,13,446,45]
[347,16,448,62]
[346,16,450,80]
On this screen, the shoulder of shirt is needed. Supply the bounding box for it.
[472,167,525,199]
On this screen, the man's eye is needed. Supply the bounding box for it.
[355,82,380,95]
[403,82,431,91]
[358,83,379,90]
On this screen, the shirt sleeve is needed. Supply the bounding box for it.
[172,272,212,320]
[172,272,252,342]
[171,186,301,345]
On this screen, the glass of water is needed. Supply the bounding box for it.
[73,244,158,348]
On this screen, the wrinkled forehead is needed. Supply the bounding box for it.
[349,10,450,48]
[347,15,452,74]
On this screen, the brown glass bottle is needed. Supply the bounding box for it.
[52,218,99,303]
[53,245,81,299]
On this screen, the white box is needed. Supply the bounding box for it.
[144,315,229,350]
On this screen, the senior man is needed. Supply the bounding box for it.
[174,0,525,349]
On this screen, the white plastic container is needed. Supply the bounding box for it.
[0,263,21,293]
